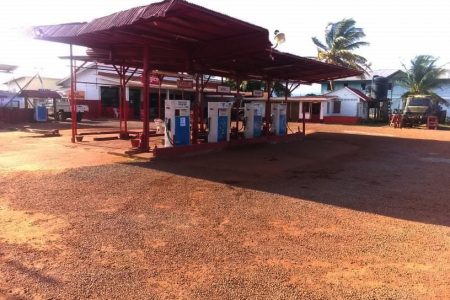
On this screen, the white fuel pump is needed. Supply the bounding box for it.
[164,99,190,147]
[271,103,287,135]
[244,102,264,138]
[207,101,233,143]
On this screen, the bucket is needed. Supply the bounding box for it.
[75,135,84,142]
[131,139,140,148]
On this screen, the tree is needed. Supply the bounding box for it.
[397,55,448,106]
[312,18,370,80]
[224,79,291,97]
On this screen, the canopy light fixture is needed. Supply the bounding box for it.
[273,30,286,49]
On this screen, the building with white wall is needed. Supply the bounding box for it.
[245,96,336,122]
[323,87,369,124]
[321,69,450,111]
[57,64,221,119]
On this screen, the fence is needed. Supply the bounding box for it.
[0,108,34,124]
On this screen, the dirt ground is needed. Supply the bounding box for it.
[0,121,449,299]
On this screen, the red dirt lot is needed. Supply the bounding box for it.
[0,122,449,299]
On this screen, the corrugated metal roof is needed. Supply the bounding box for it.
[0,90,15,98]
[20,90,61,99]
[347,87,370,101]
[334,69,403,81]
[34,0,361,82]
[37,0,267,39]
[80,1,175,34]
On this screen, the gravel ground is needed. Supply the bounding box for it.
[0,123,449,299]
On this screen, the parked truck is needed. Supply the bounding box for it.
[398,95,442,126]
[45,98,89,122]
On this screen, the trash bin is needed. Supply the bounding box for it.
[35,105,48,122]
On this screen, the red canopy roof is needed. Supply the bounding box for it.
[34,0,361,82]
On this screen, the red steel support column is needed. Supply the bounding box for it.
[123,67,128,135]
[157,75,164,119]
[302,110,306,136]
[69,44,77,143]
[140,48,150,151]
[265,79,272,135]
[199,75,204,131]
[192,74,199,144]
[284,80,288,103]
[118,65,123,135]
[235,77,241,136]
[285,80,288,134]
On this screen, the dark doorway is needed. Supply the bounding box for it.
[100,86,119,118]
[311,103,321,123]
[287,102,299,121]
[129,88,141,119]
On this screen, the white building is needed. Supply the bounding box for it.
[321,69,450,111]
[57,64,221,119]
[245,96,336,122]
[322,87,369,124]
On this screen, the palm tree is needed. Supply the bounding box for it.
[397,55,448,105]
[312,18,370,85]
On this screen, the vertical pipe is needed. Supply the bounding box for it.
[195,74,200,132]
[140,47,150,151]
[192,75,199,144]
[265,79,272,135]
[158,77,162,119]
[285,80,288,133]
[199,74,204,131]
[123,68,128,135]
[118,65,123,135]
[302,110,306,136]
[70,44,76,143]
[235,77,240,138]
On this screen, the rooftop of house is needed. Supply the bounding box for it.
[334,69,404,81]
[335,68,450,82]
[3,76,62,85]
[325,86,370,101]
[0,90,15,98]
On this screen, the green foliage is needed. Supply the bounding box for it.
[312,18,371,74]
[397,55,448,106]
[223,79,291,97]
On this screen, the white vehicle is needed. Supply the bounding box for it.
[46,98,89,122]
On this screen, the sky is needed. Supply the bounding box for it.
[1,0,450,93]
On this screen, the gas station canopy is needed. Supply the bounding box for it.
[34,0,361,82]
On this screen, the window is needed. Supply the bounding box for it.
[361,83,366,90]
[326,102,330,114]
[333,101,341,114]
[343,82,349,87]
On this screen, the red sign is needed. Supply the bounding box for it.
[217,85,231,93]
[149,75,160,85]
[67,90,85,100]
[177,79,194,89]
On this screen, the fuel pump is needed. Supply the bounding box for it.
[164,99,190,147]
[207,102,233,143]
[271,103,287,135]
[244,102,263,138]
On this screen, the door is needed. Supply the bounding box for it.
[129,88,141,119]
[311,103,321,123]
[288,102,299,121]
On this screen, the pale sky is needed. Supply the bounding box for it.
[1,0,450,92]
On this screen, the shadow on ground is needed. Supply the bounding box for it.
[129,132,450,227]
